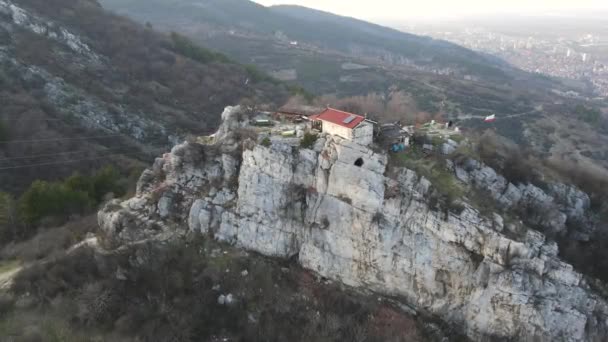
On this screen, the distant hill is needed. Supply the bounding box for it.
[99,0,512,83]
[96,0,608,174]
[0,0,290,193]
[97,0,570,117]
[270,5,509,71]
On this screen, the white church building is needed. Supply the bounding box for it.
[310,108,374,146]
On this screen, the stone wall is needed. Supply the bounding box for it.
[321,120,353,141]
[352,121,374,146]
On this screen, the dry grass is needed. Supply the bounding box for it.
[0,215,97,263]
[1,234,456,341]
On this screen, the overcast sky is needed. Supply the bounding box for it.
[252,0,608,20]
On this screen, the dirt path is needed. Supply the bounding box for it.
[0,238,99,292]
[0,230,179,292]
[457,110,536,121]
[0,262,22,290]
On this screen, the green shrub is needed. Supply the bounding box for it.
[64,172,94,194]
[390,152,464,210]
[431,136,444,147]
[288,85,315,103]
[300,133,318,149]
[18,181,92,225]
[169,32,231,64]
[65,166,125,202]
[429,169,465,207]
[171,32,279,84]
[17,166,125,226]
[261,137,271,147]
[91,166,125,202]
[450,134,464,143]
[574,105,601,124]
[0,192,16,242]
[244,64,278,84]
[168,32,280,86]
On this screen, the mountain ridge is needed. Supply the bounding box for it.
[99,0,515,82]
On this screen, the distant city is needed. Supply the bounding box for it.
[395,15,608,98]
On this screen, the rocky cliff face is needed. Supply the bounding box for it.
[448,158,594,240]
[99,106,608,341]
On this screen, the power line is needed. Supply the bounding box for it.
[0,134,124,144]
[2,118,64,121]
[0,151,153,171]
[0,146,166,162]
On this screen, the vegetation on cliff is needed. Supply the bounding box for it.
[0,234,458,341]
[0,165,136,246]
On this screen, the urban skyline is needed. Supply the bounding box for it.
[253,0,608,20]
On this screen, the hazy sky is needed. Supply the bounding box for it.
[253,0,608,20]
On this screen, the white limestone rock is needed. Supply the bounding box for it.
[453,158,593,239]
[548,183,591,219]
[98,108,608,342]
[188,199,212,233]
[212,189,236,206]
[497,182,522,207]
[441,142,457,155]
[98,200,165,245]
[221,154,239,182]
[157,195,173,219]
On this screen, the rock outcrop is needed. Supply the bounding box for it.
[99,107,608,341]
[449,158,593,239]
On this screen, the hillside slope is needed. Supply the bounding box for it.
[98,0,608,179]
[0,0,289,192]
[100,0,511,82]
[270,4,509,73]
[94,0,568,123]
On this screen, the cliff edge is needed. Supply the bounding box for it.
[99,106,608,341]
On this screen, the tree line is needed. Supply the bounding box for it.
[0,166,127,244]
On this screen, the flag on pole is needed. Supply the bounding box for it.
[484,114,496,123]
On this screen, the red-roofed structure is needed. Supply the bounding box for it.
[308,114,320,121]
[314,108,366,129]
[311,108,374,145]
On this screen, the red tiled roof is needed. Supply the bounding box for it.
[314,108,365,129]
